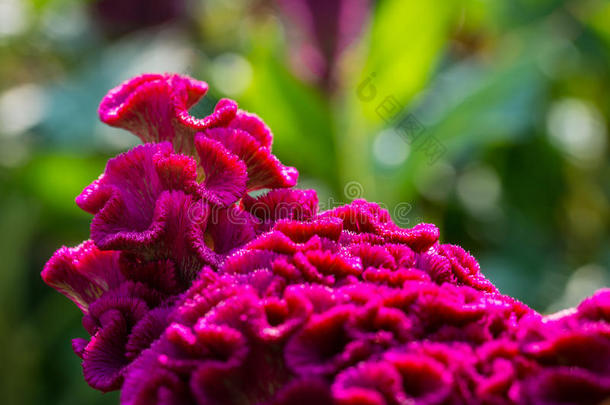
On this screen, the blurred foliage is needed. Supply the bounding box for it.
[0,0,609,403]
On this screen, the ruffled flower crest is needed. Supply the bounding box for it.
[80,73,301,277]
[43,73,307,392]
[42,73,610,404]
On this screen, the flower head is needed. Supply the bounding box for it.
[43,73,302,391]
[42,73,610,404]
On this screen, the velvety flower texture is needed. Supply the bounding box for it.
[42,73,610,404]
[43,73,300,391]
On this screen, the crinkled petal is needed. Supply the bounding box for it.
[119,254,182,295]
[204,127,298,190]
[41,240,124,313]
[332,361,405,405]
[82,311,130,391]
[322,200,439,251]
[385,351,453,405]
[77,143,197,251]
[285,305,371,376]
[189,205,257,268]
[81,283,166,391]
[227,109,273,149]
[438,244,497,293]
[99,73,236,155]
[126,306,174,360]
[577,288,610,322]
[195,135,247,207]
[121,344,194,405]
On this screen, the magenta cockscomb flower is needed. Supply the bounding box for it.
[42,73,609,404]
[43,73,300,392]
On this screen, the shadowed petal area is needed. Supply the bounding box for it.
[386,351,453,404]
[520,368,610,405]
[76,142,196,249]
[269,379,333,405]
[41,240,124,313]
[242,188,319,233]
[119,255,182,295]
[195,135,247,207]
[188,205,257,271]
[203,127,298,190]
[285,305,371,376]
[332,349,454,405]
[120,342,194,405]
[204,206,257,255]
[332,361,402,405]
[82,310,131,391]
[126,307,175,360]
[75,142,220,278]
[81,282,160,391]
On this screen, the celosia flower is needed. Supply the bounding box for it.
[42,73,610,404]
[83,73,299,277]
[43,73,302,392]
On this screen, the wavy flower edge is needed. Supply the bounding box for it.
[41,73,610,405]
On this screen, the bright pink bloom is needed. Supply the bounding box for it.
[42,73,610,404]
[43,73,302,391]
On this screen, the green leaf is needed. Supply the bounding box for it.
[354,0,457,124]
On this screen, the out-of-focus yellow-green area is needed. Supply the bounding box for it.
[0,0,608,403]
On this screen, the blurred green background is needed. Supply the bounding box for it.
[0,0,609,403]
